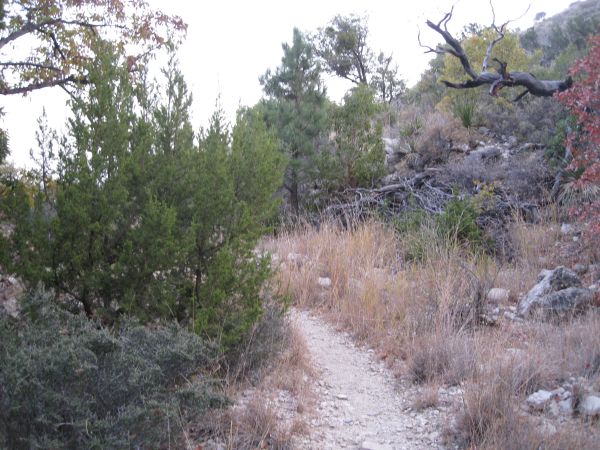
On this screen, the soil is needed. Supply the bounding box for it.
[291,309,449,450]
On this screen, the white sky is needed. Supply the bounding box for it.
[2,0,575,168]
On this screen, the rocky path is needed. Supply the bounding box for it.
[292,310,446,450]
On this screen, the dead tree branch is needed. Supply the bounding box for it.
[421,6,572,100]
[325,173,454,220]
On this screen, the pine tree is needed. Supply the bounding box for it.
[260,28,329,215]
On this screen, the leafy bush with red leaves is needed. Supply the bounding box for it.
[557,36,600,247]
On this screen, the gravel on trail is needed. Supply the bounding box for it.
[292,310,447,450]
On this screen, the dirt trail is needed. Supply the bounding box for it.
[292,310,446,450]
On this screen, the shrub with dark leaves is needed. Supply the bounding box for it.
[0,289,226,450]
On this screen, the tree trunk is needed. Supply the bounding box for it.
[194,244,204,306]
[289,180,300,216]
[80,287,93,318]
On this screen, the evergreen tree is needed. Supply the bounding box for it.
[42,44,177,319]
[314,14,404,101]
[154,51,195,156]
[371,52,406,104]
[260,28,328,215]
[322,84,385,190]
[150,52,197,321]
[0,44,285,351]
[185,106,283,349]
[231,107,286,224]
[0,122,8,163]
[314,14,373,85]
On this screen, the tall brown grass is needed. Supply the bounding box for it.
[267,218,504,352]
[204,321,314,450]
[268,220,403,344]
[266,215,600,448]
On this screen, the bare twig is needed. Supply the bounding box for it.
[0,74,89,95]
[0,62,61,71]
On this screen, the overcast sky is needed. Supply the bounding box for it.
[2,0,574,168]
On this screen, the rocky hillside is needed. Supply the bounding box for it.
[529,0,600,47]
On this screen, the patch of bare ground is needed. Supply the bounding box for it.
[292,309,445,449]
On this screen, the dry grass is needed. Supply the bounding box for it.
[267,218,510,357]
[199,318,315,450]
[267,220,404,345]
[236,321,314,445]
[408,331,480,385]
[266,214,600,449]
[270,321,315,404]
[206,398,293,450]
[272,220,490,338]
[449,295,600,448]
[224,303,290,383]
[412,384,440,411]
[454,374,600,450]
[526,313,600,385]
[504,218,562,291]
[454,378,519,448]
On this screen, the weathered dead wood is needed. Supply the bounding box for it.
[420,6,573,100]
[324,171,542,236]
[325,173,454,219]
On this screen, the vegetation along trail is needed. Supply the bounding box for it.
[292,309,445,450]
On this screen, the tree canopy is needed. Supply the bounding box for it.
[0,45,285,350]
[422,8,573,100]
[314,14,404,103]
[0,0,186,95]
[314,14,372,85]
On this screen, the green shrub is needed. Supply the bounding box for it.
[436,196,486,250]
[0,289,226,450]
[393,208,428,235]
[395,214,439,264]
[323,84,386,190]
[451,95,478,128]
[395,196,491,261]
[546,116,575,167]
